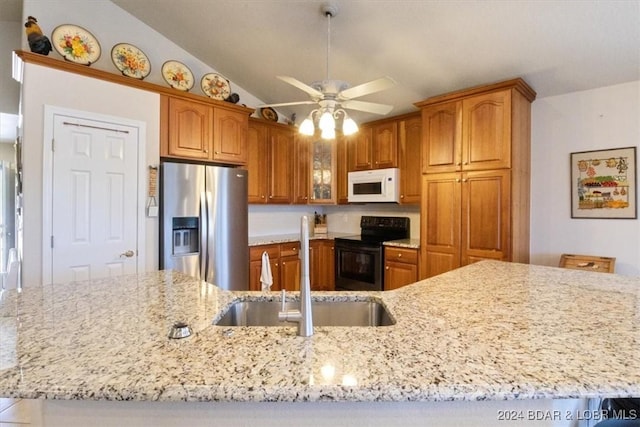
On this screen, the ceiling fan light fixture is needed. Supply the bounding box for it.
[342,116,358,136]
[318,110,335,131]
[321,126,336,140]
[299,115,316,136]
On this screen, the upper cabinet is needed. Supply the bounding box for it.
[247,118,294,204]
[336,133,353,204]
[309,138,336,204]
[293,133,311,204]
[417,79,536,174]
[398,113,422,204]
[160,95,250,166]
[351,121,398,171]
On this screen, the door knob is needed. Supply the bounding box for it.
[120,250,135,258]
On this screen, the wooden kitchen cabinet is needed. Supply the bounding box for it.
[280,244,301,292]
[418,80,534,174]
[160,95,248,165]
[384,246,419,290]
[310,239,335,291]
[247,118,294,204]
[351,121,398,171]
[398,113,422,204]
[293,133,311,204]
[336,133,353,204]
[416,78,535,278]
[212,107,248,164]
[421,170,510,277]
[249,242,300,291]
[309,138,336,204]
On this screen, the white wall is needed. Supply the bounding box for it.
[531,80,640,276]
[249,203,420,239]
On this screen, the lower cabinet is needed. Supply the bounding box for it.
[384,246,419,291]
[310,239,335,291]
[249,243,300,291]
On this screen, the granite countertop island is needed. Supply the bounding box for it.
[1,261,639,425]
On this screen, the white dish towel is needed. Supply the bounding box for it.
[260,251,273,291]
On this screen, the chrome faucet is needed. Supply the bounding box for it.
[278,215,313,337]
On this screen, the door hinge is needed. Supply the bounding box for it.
[51,138,55,152]
[50,235,54,248]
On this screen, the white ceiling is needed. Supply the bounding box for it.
[111,0,640,124]
[11,0,640,125]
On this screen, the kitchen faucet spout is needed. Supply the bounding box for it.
[277,216,313,337]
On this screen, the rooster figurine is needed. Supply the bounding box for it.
[24,16,52,56]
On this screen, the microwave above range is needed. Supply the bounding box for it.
[347,167,400,203]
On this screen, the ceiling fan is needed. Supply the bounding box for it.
[259,2,396,138]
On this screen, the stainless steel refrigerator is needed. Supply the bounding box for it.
[160,162,248,291]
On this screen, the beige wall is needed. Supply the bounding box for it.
[531,80,640,276]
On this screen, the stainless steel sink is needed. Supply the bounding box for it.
[214,300,395,327]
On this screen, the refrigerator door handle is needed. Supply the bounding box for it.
[200,191,208,282]
[204,190,214,283]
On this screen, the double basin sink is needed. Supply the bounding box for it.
[215,299,395,327]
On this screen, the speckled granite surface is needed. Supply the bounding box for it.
[383,238,420,249]
[0,261,639,403]
[249,232,352,246]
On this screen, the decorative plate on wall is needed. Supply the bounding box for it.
[260,107,278,122]
[111,43,151,79]
[51,24,101,65]
[161,60,194,91]
[201,73,231,100]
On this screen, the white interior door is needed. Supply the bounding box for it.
[50,114,139,283]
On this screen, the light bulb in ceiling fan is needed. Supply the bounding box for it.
[318,110,334,131]
[321,126,336,140]
[342,116,358,136]
[299,116,315,136]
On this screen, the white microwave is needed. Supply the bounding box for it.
[347,168,400,203]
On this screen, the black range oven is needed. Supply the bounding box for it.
[334,216,410,292]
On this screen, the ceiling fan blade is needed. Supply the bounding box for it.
[259,100,317,108]
[341,99,394,115]
[277,76,323,98]
[338,76,397,100]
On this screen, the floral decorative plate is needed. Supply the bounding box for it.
[260,107,278,122]
[51,24,101,65]
[111,43,151,79]
[201,73,231,100]
[161,60,194,91]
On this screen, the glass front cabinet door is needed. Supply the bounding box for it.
[310,138,336,204]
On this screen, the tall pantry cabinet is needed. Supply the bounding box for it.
[415,79,536,278]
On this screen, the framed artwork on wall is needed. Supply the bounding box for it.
[570,146,637,219]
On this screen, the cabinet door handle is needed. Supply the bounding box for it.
[397,253,402,258]
[385,266,389,270]
[400,195,404,199]
[456,178,461,183]
[462,178,468,182]
[204,149,208,153]
[261,195,265,199]
[269,195,273,199]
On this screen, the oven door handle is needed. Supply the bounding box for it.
[335,243,382,253]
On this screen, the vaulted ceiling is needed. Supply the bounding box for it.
[111,0,639,124]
